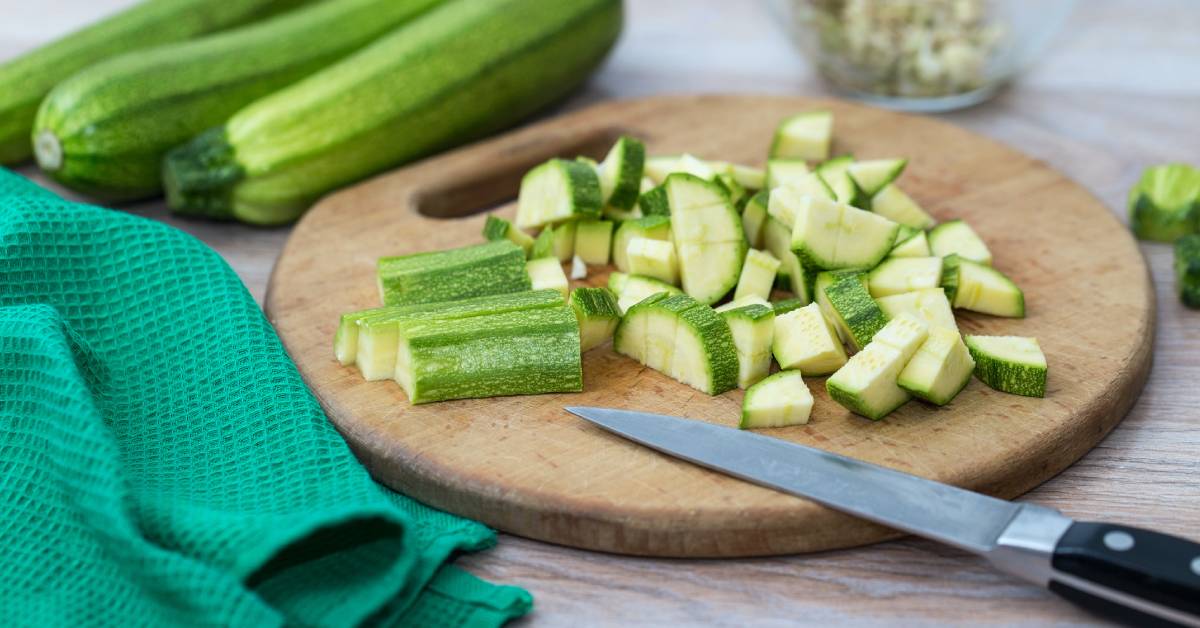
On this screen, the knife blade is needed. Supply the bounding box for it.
[565,406,1200,627]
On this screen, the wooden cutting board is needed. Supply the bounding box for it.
[265,95,1153,557]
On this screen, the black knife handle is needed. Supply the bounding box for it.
[1050,521,1200,626]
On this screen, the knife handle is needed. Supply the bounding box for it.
[1050,521,1200,627]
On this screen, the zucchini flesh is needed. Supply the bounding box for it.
[1176,234,1200,308]
[772,302,847,376]
[890,229,932,258]
[164,0,622,224]
[872,184,936,230]
[764,159,810,191]
[570,287,620,350]
[929,219,992,265]
[898,326,975,406]
[964,335,1047,398]
[626,237,679,285]
[515,159,604,229]
[614,293,739,395]
[740,370,813,429]
[866,257,944,298]
[612,215,671,273]
[483,214,535,253]
[395,306,582,403]
[741,190,769,248]
[35,0,437,200]
[769,111,832,161]
[823,272,889,350]
[847,158,907,198]
[789,194,899,271]
[762,215,814,303]
[1129,163,1200,242]
[529,226,556,259]
[553,220,577,262]
[826,314,928,420]
[526,258,569,297]
[720,303,776,389]
[608,272,682,314]
[377,240,530,306]
[944,257,1024,317]
[666,173,747,304]
[766,176,833,229]
[0,0,309,165]
[814,269,863,344]
[598,135,646,210]
[815,155,858,206]
[875,287,958,332]
[574,220,614,265]
[733,249,780,302]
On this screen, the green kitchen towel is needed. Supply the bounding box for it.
[0,168,532,627]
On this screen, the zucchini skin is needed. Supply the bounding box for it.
[1175,235,1200,308]
[0,0,310,165]
[33,0,441,201]
[164,0,623,225]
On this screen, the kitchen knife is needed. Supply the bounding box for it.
[565,406,1200,627]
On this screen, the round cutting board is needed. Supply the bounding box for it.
[265,95,1153,557]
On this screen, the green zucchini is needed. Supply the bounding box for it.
[34,0,436,200]
[964,335,1047,398]
[733,249,780,302]
[764,159,810,190]
[889,228,932,258]
[826,314,928,420]
[665,173,747,304]
[626,237,679,285]
[1128,163,1200,242]
[769,111,832,162]
[483,214,535,253]
[597,135,646,210]
[898,326,975,406]
[847,158,906,199]
[740,370,813,429]
[720,303,776,388]
[526,257,569,297]
[814,269,863,344]
[866,256,943,298]
[789,194,899,271]
[771,297,807,316]
[608,272,683,313]
[1176,234,1200,308]
[0,0,309,165]
[929,219,992,265]
[823,271,889,350]
[942,256,1024,317]
[612,215,671,273]
[377,240,529,306]
[515,159,603,229]
[875,287,958,332]
[395,305,582,403]
[772,302,847,376]
[164,0,622,224]
[762,215,815,303]
[613,293,739,395]
[741,190,769,248]
[552,220,577,262]
[637,184,672,217]
[574,220,614,266]
[569,287,620,351]
[529,226,556,259]
[872,184,936,230]
[815,155,858,205]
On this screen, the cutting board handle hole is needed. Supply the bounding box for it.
[412,126,638,220]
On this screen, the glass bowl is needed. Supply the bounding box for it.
[768,0,1077,112]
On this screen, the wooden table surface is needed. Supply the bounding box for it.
[4,1,1198,625]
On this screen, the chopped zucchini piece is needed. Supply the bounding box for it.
[715,296,771,312]
[1176,234,1200,308]
[733,249,781,302]
[889,229,932,258]
[824,272,889,350]
[766,175,835,229]
[394,306,582,404]
[666,173,747,304]
[637,184,671,217]
[483,215,535,253]
[516,158,602,229]
[872,184,936,230]
[940,253,962,303]
[627,236,679,285]
[608,271,628,294]
[377,240,530,307]
[898,327,975,405]
[602,205,643,222]
[740,370,813,429]
[529,226,555,259]
[875,287,958,332]
[598,135,646,211]
[676,153,718,179]
[765,159,810,190]
[929,219,992,265]
[610,272,683,314]
[866,256,943,298]
[763,215,815,303]
[570,287,621,351]
[526,258,568,297]
[826,314,928,420]
[815,155,858,205]
[1128,163,1200,242]
[771,297,807,316]
[788,194,899,271]
[721,303,776,388]
[943,256,1024,317]
[614,293,739,395]
[964,335,1047,398]
[552,220,577,262]
[742,190,770,248]
[725,163,766,190]
[644,155,682,182]
[770,110,832,161]
[847,158,907,198]
[640,176,656,193]
[772,302,847,376]
[814,270,863,344]
[613,215,672,273]
[715,173,748,209]
[574,220,614,265]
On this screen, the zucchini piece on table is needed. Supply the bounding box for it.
[597,135,646,211]
[771,297,807,316]
[762,215,815,303]
[875,287,958,332]
[665,173,747,304]
[483,215,535,253]
[766,177,833,229]
[942,255,1024,317]
[890,228,932,258]
[898,326,975,406]
[872,184,936,230]
[823,271,889,350]
[516,158,602,229]
[574,220,614,265]
[395,306,583,404]
[964,335,1047,398]
[1128,163,1200,242]
[570,286,620,351]
[813,269,862,344]
[787,193,899,271]
[741,190,769,249]
[637,184,671,217]
[552,220,577,262]
[769,110,832,161]
[866,256,944,298]
[715,296,771,312]
[613,215,671,273]
[929,219,992,265]
[608,272,682,314]
[772,302,847,376]
[614,293,739,395]
[626,236,679,285]
[644,155,681,183]
[815,155,859,205]
[529,226,556,259]
[526,258,568,297]
[723,163,766,191]
[740,370,814,429]
[734,249,781,303]
[847,158,907,200]
[377,240,530,306]
[826,314,929,420]
[720,303,776,388]
[1176,234,1200,308]
[764,159,810,190]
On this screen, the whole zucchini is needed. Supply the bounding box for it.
[33,0,442,201]
[0,0,309,166]
[164,0,623,226]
